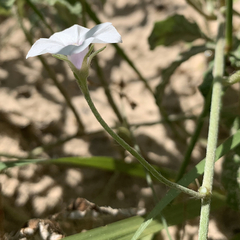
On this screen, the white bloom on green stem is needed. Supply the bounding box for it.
[26,22,122,69]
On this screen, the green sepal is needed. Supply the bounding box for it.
[53,45,107,94]
[88,46,106,64]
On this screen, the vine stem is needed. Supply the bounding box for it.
[77,82,203,199]
[198,13,225,240]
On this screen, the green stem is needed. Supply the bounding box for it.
[81,19,123,124]
[176,92,212,182]
[225,0,233,53]
[79,87,203,199]
[198,13,225,240]
[74,47,196,196]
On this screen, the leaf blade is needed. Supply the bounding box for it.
[131,129,240,239]
[148,14,206,50]
[62,192,225,240]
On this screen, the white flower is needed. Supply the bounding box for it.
[26,22,122,69]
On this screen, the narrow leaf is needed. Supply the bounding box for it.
[62,192,225,240]
[0,156,175,180]
[132,129,240,239]
[222,152,240,210]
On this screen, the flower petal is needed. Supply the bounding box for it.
[26,23,122,59]
[56,37,94,55]
[50,24,89,46]
[56,23,122,55]
[67,47,89,69]
[26,38,64,59]
[86,22,122,44]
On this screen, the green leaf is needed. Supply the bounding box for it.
[222,152,240,210]
[0,0,15,9]
[0,159,42,170]
[0,156,175,180]
[155,45,208,107]
[228,37,240,69]
[230,232,240,240]
[3,130,240,239]
[198,61,214,98]
[60,192,225,240]
[132,129,240,239]
[148,14,207,50]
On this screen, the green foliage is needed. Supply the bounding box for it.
[222,118,240,211]
[228,37,240,68]
[1,0,240,238]
[0,156,175,180]
[132,129,240,239]
[63,192,225,240]
[148,14,206,50]
[198,62,214,98]
[32,0,81,16]
[230,232,240,240]
[0,0,15,9]
[222,152,240,210]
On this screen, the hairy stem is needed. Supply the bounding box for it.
[198,13,225,240]
[78,86,203,199]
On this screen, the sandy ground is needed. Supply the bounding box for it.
[1,0,240,239]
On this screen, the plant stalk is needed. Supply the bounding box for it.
[78,87,203,199]
[198,13,225,240]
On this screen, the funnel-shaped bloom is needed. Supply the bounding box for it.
[26,23,122,69]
